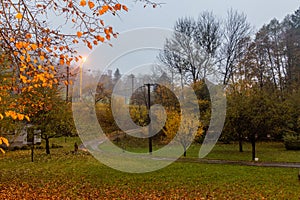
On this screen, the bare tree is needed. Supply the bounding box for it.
[219,9,252,85]
[159,12,222,85]
[194,11,222,78]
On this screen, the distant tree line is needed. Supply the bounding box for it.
[158,7,300,160]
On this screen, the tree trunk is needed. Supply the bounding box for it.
[238,132,243,152]
[31,145,34,162]
[183,146,187,157]
[45,137,50,155]
[251,134,256,161]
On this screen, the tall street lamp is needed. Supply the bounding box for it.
[144,83,156,154]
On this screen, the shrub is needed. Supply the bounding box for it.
[51,143,63,149]
[283,131,300,150]
[12,146,20,151]
[20,145,31,150]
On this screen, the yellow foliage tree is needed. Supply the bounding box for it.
[163,111,203,157]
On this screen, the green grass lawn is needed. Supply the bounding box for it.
[112,137,300,163]
[0,137,300,199]
[186,142,300,163]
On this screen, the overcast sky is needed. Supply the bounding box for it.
[81,1,300,79]
[81,1,300,53]
[104,0,299,31]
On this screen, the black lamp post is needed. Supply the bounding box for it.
[144,83,156,154]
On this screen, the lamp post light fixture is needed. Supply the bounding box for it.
[79,56,87,101]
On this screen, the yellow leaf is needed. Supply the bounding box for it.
[20,75,27,83]
[25,115,30,122]
[88,1,95,9]
[40,55,45,61]
[5,111,10,117]
[0,114,3,120]
[0,148,5,154]
[15,13,23,19]
[1,137,9,147]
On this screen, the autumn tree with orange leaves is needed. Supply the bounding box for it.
[0,0,159,152]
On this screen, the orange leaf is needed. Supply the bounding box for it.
[122,5,128,12]
[80,0,86,6]
[88,1,95,9]
[17,113,24,121]
[93,40,98,45]
[100,20,104,26]
[99,5,109,15]
[96,35,105,42]
[25,33,32,39]
[77,31,83,38]
[31,44,38,50]
[114,3,121,10]
[104,28,110,35]
[40,55,45,61]
[16,42,23,49]
[15,13,23,19]
[87,42,93,49]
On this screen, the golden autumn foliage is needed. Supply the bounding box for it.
[0,136,9,154]
[0,0,159,153]
[163,111,203,156]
